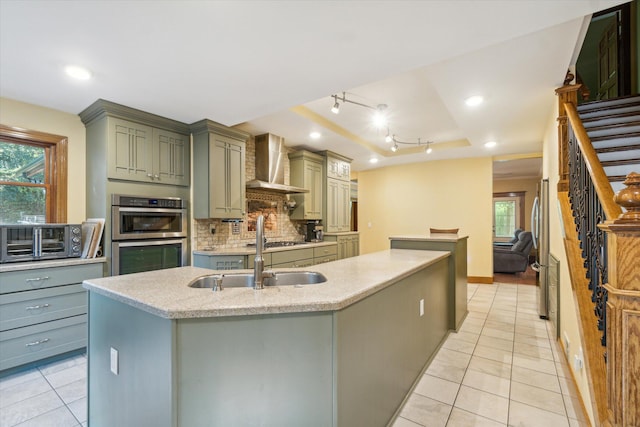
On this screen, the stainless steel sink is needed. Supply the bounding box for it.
[188,271,327,290]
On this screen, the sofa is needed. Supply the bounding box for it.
[493,231,533,273]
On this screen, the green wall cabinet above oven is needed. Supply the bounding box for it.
[288,150,324,220]
[191,120,249,220]
[80,99,191,187]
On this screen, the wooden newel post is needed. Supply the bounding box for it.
[598,172,640,427]
[555,84,582,192]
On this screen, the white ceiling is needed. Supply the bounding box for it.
[0,0,627,175]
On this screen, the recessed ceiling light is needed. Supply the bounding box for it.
[369,158,379,164]
[465,95,483,107]
[484,141,497,148]
[65,65,92,80]
[309,132,321,140]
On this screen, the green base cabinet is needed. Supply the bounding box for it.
[390,235,468,331]
[324,232,359,260]
[0,261,104,371]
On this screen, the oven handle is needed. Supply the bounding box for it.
[114,207,187,214]
[113,239,186,248]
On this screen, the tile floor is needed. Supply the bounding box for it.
[0,353,87,427]
[0,281,588,427]
[393,282,590,427]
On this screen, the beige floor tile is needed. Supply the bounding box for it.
[476,335,513,352]
[454,385,509,424]
[0,390,64,427]
[414,374,460,405]
[514,333,551,349]
[462,369,510,398]
[472,345,513,365]
[513,341,554,361]
[399,393,451,427]
[446,408,507,426]
[443,336,476,354]
[426,358,468,384]
[555,360,573,378]
[557,374,579,397]
[563,394,588,422]
[392,416,423,427]
[12,405,79,427]
[449,331,480,345]
[512,353,557,375]
[54,377,86,405]
[38,355,86,377]
[67,397,87,424]
[0,375,52,409]
[511,365,561,393]
[508,400,570,427]
[483,321,514,334]
[43,365,87,390]
[480,327,514,342]
[467,356,511,379]
[515,325,549,339]
[510,381,566,415]
[0,369,42,392]
[459,321,484,334]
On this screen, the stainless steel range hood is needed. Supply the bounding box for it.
[246,134,309,194]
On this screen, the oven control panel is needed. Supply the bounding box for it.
[112,195,184,209]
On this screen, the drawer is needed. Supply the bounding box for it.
[271,258,315,269]
[0,284,86,331]
[0,315,87,371]
[314,255,337,265]
[0,263,103,294]
[313,245,337,258]
[193,255,246,270]
[271,248,314,265]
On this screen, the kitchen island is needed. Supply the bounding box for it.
[83,249,451,426]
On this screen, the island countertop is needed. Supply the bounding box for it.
[82,249,449,319]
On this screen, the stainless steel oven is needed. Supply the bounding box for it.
[111,238,187,276]
[111,195,188,275]
[111,194,187,240]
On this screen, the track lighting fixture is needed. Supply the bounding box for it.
[329,92,434,153]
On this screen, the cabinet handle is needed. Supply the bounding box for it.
[147,173,154,179]
[25,304,50,311]
[25,338,50,347]
[25,277,50,283]
[238,260,243,264]
[154,174,159,179]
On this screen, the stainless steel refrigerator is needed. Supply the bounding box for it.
[531,178,550,319]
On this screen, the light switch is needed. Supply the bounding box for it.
[110,347,119,375]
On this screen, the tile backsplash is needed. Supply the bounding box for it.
[194,190,305,250]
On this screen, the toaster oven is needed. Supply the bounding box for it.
[0,224,82,263]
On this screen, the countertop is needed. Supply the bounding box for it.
[83,249,449,319]
[193,241,337,256]
[0,257,106,273]
[389,234,469,242]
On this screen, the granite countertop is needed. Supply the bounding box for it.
[193,241,337,256]
[83,249,449,319]
[389,234,469,242]
[0,257,106,273]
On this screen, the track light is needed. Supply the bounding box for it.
[385,130,393,143]
[391,143,399,152]
[425,141,432,154]
[331,98,340,114]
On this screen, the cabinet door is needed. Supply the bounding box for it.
[109,118,154,182]
[338,181,351,232]
[304,161,323,219]
[209,137,246,219]
[154,129,190,186]
[326,179,339,232]
[226,139,246,218]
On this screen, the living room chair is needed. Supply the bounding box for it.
[493,231,533,273]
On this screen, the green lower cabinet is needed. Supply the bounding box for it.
[193,245,338,271]
[324,233,359,260]
[193,254,246,270]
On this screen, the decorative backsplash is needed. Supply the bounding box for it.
[194,190,304,250]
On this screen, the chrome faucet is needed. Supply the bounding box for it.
[254,215,274,289]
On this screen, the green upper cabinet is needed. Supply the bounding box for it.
[288,150,324,220]
[192,120,249,219]
[80,99,191,187]
[318,151,352,233]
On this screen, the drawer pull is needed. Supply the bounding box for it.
[25,304,51,311]
[25,277,50,283]
[25,338,50,347]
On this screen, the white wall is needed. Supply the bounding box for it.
[1,97,87,223]
[358,157,494,279]
[542,100,595,426]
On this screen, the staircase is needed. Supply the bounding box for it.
[577,95,640,194]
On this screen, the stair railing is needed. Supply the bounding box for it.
[564,102,623,349]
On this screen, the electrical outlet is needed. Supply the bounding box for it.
[419,299,424,317]
[210,224,216,235]
[574,346,584,370]
[110,347,119,375]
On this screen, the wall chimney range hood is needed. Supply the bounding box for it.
[246,134,309,194]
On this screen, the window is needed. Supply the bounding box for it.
[0,125,68,224]
[493,191,525,241]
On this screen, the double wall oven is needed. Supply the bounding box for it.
[111,194,187,275]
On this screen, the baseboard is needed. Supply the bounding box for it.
[468,276,493,284]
